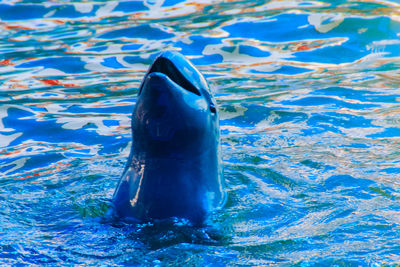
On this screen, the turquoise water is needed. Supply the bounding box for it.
[1,0,400,265]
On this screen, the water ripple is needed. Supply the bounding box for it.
[1,0,400,265]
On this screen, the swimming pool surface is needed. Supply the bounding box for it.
[1,0,400,265]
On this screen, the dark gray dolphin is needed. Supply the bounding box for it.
[112,51,225,225]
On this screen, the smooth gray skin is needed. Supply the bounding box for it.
[112,51,225,225]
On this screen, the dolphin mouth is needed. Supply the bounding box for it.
[139,55,202,97]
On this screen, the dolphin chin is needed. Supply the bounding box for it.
[112,51,225,225]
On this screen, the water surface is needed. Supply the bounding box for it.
[1,0,400,265]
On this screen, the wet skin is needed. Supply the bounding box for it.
[112,51,225,225]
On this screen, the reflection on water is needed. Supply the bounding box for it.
[1,0,400,265]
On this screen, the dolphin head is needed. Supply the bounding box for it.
[113,51,224,225]
[132,51,218,159]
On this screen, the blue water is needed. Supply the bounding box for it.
[1,0,400,265]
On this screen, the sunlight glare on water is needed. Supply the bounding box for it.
[1,0,400,265]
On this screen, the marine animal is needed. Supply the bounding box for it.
[112,51,225,225]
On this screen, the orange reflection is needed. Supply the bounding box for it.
[4,25,33,30]
[0,59,14,66]
[185,2,209,12]
[38,79,78,88]
[15,162,73,180]
[11,84,28,89]
[106,85,130,91]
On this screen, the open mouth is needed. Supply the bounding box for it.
[138,51,217,114]
[141,56,202,97]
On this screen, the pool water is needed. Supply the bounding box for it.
[1,0,400,265]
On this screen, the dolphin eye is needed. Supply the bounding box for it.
[209,103,216,113]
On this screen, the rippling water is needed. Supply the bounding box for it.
[1,0,400,265]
